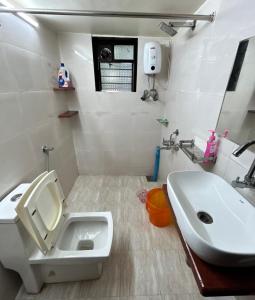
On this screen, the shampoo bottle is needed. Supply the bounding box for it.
[204,130,217,162]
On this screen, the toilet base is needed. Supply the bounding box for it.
[40,262,103,283]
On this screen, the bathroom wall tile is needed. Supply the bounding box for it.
[230,149,255,170]
[101,113,134,134]
[0,92,23,142]
[103,150,133,175]
[73,112,103,133]
[131,131,161,152]
[201,38,238,61]
[49,91,69,115]
[132,112,161,133]
[210,153,228,177]
[29,122,58,163]
[223,158,248,184]
[57,154,78,196]
[0,14,41,55]
[0,134,36,191]
[217,138,236,157]
[5,44,48,92]
[0,44,18,92]
[58,33,168,175]
[76,149,104,174]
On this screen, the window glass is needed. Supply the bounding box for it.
[114,45,134,60]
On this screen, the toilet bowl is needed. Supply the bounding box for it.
[0,171,113,294]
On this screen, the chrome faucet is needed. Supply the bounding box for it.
[231,140,255,189]
[161,129,179,151]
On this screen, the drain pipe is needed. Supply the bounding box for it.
[42,145,54,172]
[147,146,161,182]
[151,146,161,182]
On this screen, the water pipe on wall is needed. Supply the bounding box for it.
[42,145,54,172]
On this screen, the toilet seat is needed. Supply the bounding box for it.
[16,171,65,254]
[28,212,113,265]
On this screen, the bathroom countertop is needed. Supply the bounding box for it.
[162,184,255,297]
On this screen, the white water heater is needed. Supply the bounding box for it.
[144,42,161,75]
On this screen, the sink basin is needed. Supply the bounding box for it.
[167,171,255,267]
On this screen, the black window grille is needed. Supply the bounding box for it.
[92,37,138,92]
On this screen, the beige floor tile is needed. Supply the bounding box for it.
[120,176,147,189]
[111,223,130,254]
[120,296,163,300]
[65,186,101,212]
[120,250,160,297]
[121,188,148,227]
[156,250,197,295]
[149,225,183,251]
[163,294,195,300]
[85,298,120,300]
[102,176,122,188]
[18,281,80,300]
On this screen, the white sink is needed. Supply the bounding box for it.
[167,171,255,267]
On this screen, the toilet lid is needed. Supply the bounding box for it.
[16,171,65,254]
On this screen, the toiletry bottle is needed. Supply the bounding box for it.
[204,130,217,162]
[58,75,65,87]
[58,63,71,87]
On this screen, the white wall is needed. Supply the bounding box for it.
[58,33,169,175]
[159,0,255,209]
[0,13,78,299]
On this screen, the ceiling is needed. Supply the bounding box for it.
[14,0,206,36]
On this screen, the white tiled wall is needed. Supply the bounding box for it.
[58,33,169,175]
[0,14,78,299]
[159,0,255,208]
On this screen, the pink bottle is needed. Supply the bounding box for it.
[204,130,217,162]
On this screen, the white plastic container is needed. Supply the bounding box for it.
[58,63,71,87]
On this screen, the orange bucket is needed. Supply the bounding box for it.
[146,188,173,227]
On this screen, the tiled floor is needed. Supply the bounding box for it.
[17,176,235,300]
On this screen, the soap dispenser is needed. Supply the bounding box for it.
[204,130,217,162]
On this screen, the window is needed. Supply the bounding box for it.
[92,37,138,92]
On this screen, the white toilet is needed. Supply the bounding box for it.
[0,171,113,294]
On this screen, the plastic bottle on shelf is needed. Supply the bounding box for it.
[58,63,71,87]
[204,130,217,162]
[58,75,65,87]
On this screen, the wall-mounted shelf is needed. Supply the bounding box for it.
[156,118,169,127]
[58,111,78,118]
[179,139,216,164]
[53,86,75,91]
